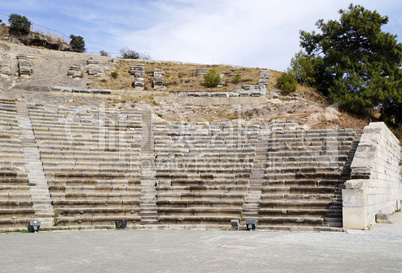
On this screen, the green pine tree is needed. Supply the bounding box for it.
[300,4,402,115]
[69,35,85,53]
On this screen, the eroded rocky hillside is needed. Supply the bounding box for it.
[0,41,370,129]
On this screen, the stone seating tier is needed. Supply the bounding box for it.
[48,172,140,179]
[257,217,325,227]
[49,185,141,193]
[53,199,139,208]
[39,150,141,157]
[54,207,140,217]
[51,192,141,201]
[158,216,241,225]
[0,193,33,201]
[258,208,340,217]
[54,215,141,227]
[259,200,339,210]
[43,165,142,171]
[158,207,242,216]
[157,185,248,193]
[263,172,349,181]
[0,101,367,230]
[157,200,243,209]
[262,186,342,194]
[0,201,34,209]
[0,185,32,193]
[0,172,29,182]
[0,218,36,229]
[48,178,141,186]
[42,161,141,169]
[0,208,35,217]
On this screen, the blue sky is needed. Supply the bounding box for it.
[1,0,402,71]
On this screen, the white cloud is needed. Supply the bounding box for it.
[114,0,351,69]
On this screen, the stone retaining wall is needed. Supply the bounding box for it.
[343,122,402,229]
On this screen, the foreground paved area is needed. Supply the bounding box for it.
[1,213,402,273]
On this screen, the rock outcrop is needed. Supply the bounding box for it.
[4,30,72,51]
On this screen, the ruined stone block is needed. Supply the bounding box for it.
[130,64,145,77]
[196,68,208,75]
[260,69,270,79]
[375,213,390,222]
[87,57,99,64]
[17,55,33,76]
[0,62,11,76]
[67,64,82,78]
[88,68,103,75]
[153,68,165,90]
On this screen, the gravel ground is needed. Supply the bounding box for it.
[1,213,401,272]
[1,223,402,273]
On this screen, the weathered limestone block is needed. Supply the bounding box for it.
[51,86,108,95]
[268,92,279,99]
[133,78,144,89]
[17,55,33,77]
[258,78,269,85]
[178,92,239,98]
[87,57,99,65]
[259,69,270,79]
[237,85,267,97]
[375,213,390,223]
[196,68,208,75]
[258,70,270,86]
[67,64,82,78]
[153,68,164,79]
[0,62,11,76]
[88,67,103,75]
[130,64,145,90]
[130,64,145,77]
[153,68,165,90]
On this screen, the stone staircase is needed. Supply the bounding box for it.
[16,102,55,228]
[242,122,300,221]
[139,110,159,225]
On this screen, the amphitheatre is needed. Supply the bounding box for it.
[0,37,401,234]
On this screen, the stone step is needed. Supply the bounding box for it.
[257,216,324,226]
[260,201,339,209]
[56,215,141,226]
[141,219,159,225]
[261,193,340,201]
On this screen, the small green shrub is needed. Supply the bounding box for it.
[111,71,118,79]
[204,68,221,88]
[277,72,298,92]
[232,72,242,84]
